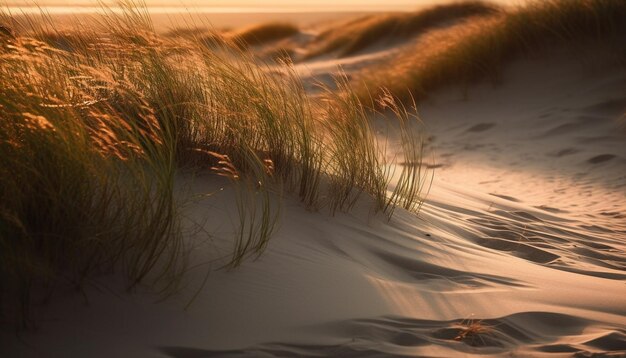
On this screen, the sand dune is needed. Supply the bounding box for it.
[163,312,624,356]
[5,38,626,358]
[2,2,626,357]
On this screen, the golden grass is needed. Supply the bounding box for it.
[358,0,626,104]
[0,24,14,38]
[163,26,210,39]
[304,1,499,59]
[454,319,496,346]
[0,3,428,325]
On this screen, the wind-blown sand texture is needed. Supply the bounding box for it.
[2,2,626,357]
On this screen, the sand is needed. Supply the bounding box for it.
[2,15,626,358]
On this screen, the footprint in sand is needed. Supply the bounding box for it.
[542,122,583,137]
[489,193,521,202]
[466,123,496,133]
[426,163,445,169]
[548,148,580,158]
[587,154,616,164]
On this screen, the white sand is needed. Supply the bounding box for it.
[3,28,626,358]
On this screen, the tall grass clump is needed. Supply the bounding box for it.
[0,30,182,325]
[305,1,499,59]
[360,0,626,103]
[0,2,428,325]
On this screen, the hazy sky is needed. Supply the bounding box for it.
[7,0,520,9]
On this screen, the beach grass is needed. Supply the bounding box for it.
[305,1,499,59]
[0,3,428,325]
[358,0,626,103]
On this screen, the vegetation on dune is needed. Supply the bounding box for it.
[305,1,499,59]
[231,22,299,48]
[163,26,210,39]
[359,0,626,104]
[161,22,299,54]
[453,319,496,347]
[0,4,427,325]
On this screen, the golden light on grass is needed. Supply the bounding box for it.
[454,318,496,346]
[0,1,428,325]
[354,0,626,104]
[305,0,499,59]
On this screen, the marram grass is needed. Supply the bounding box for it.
[0,3,428,325]
[358,0,626,104]
[304,1,499,59]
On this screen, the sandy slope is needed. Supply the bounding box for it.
[3,36,626,358]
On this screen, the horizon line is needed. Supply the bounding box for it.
[2,5,420,14]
